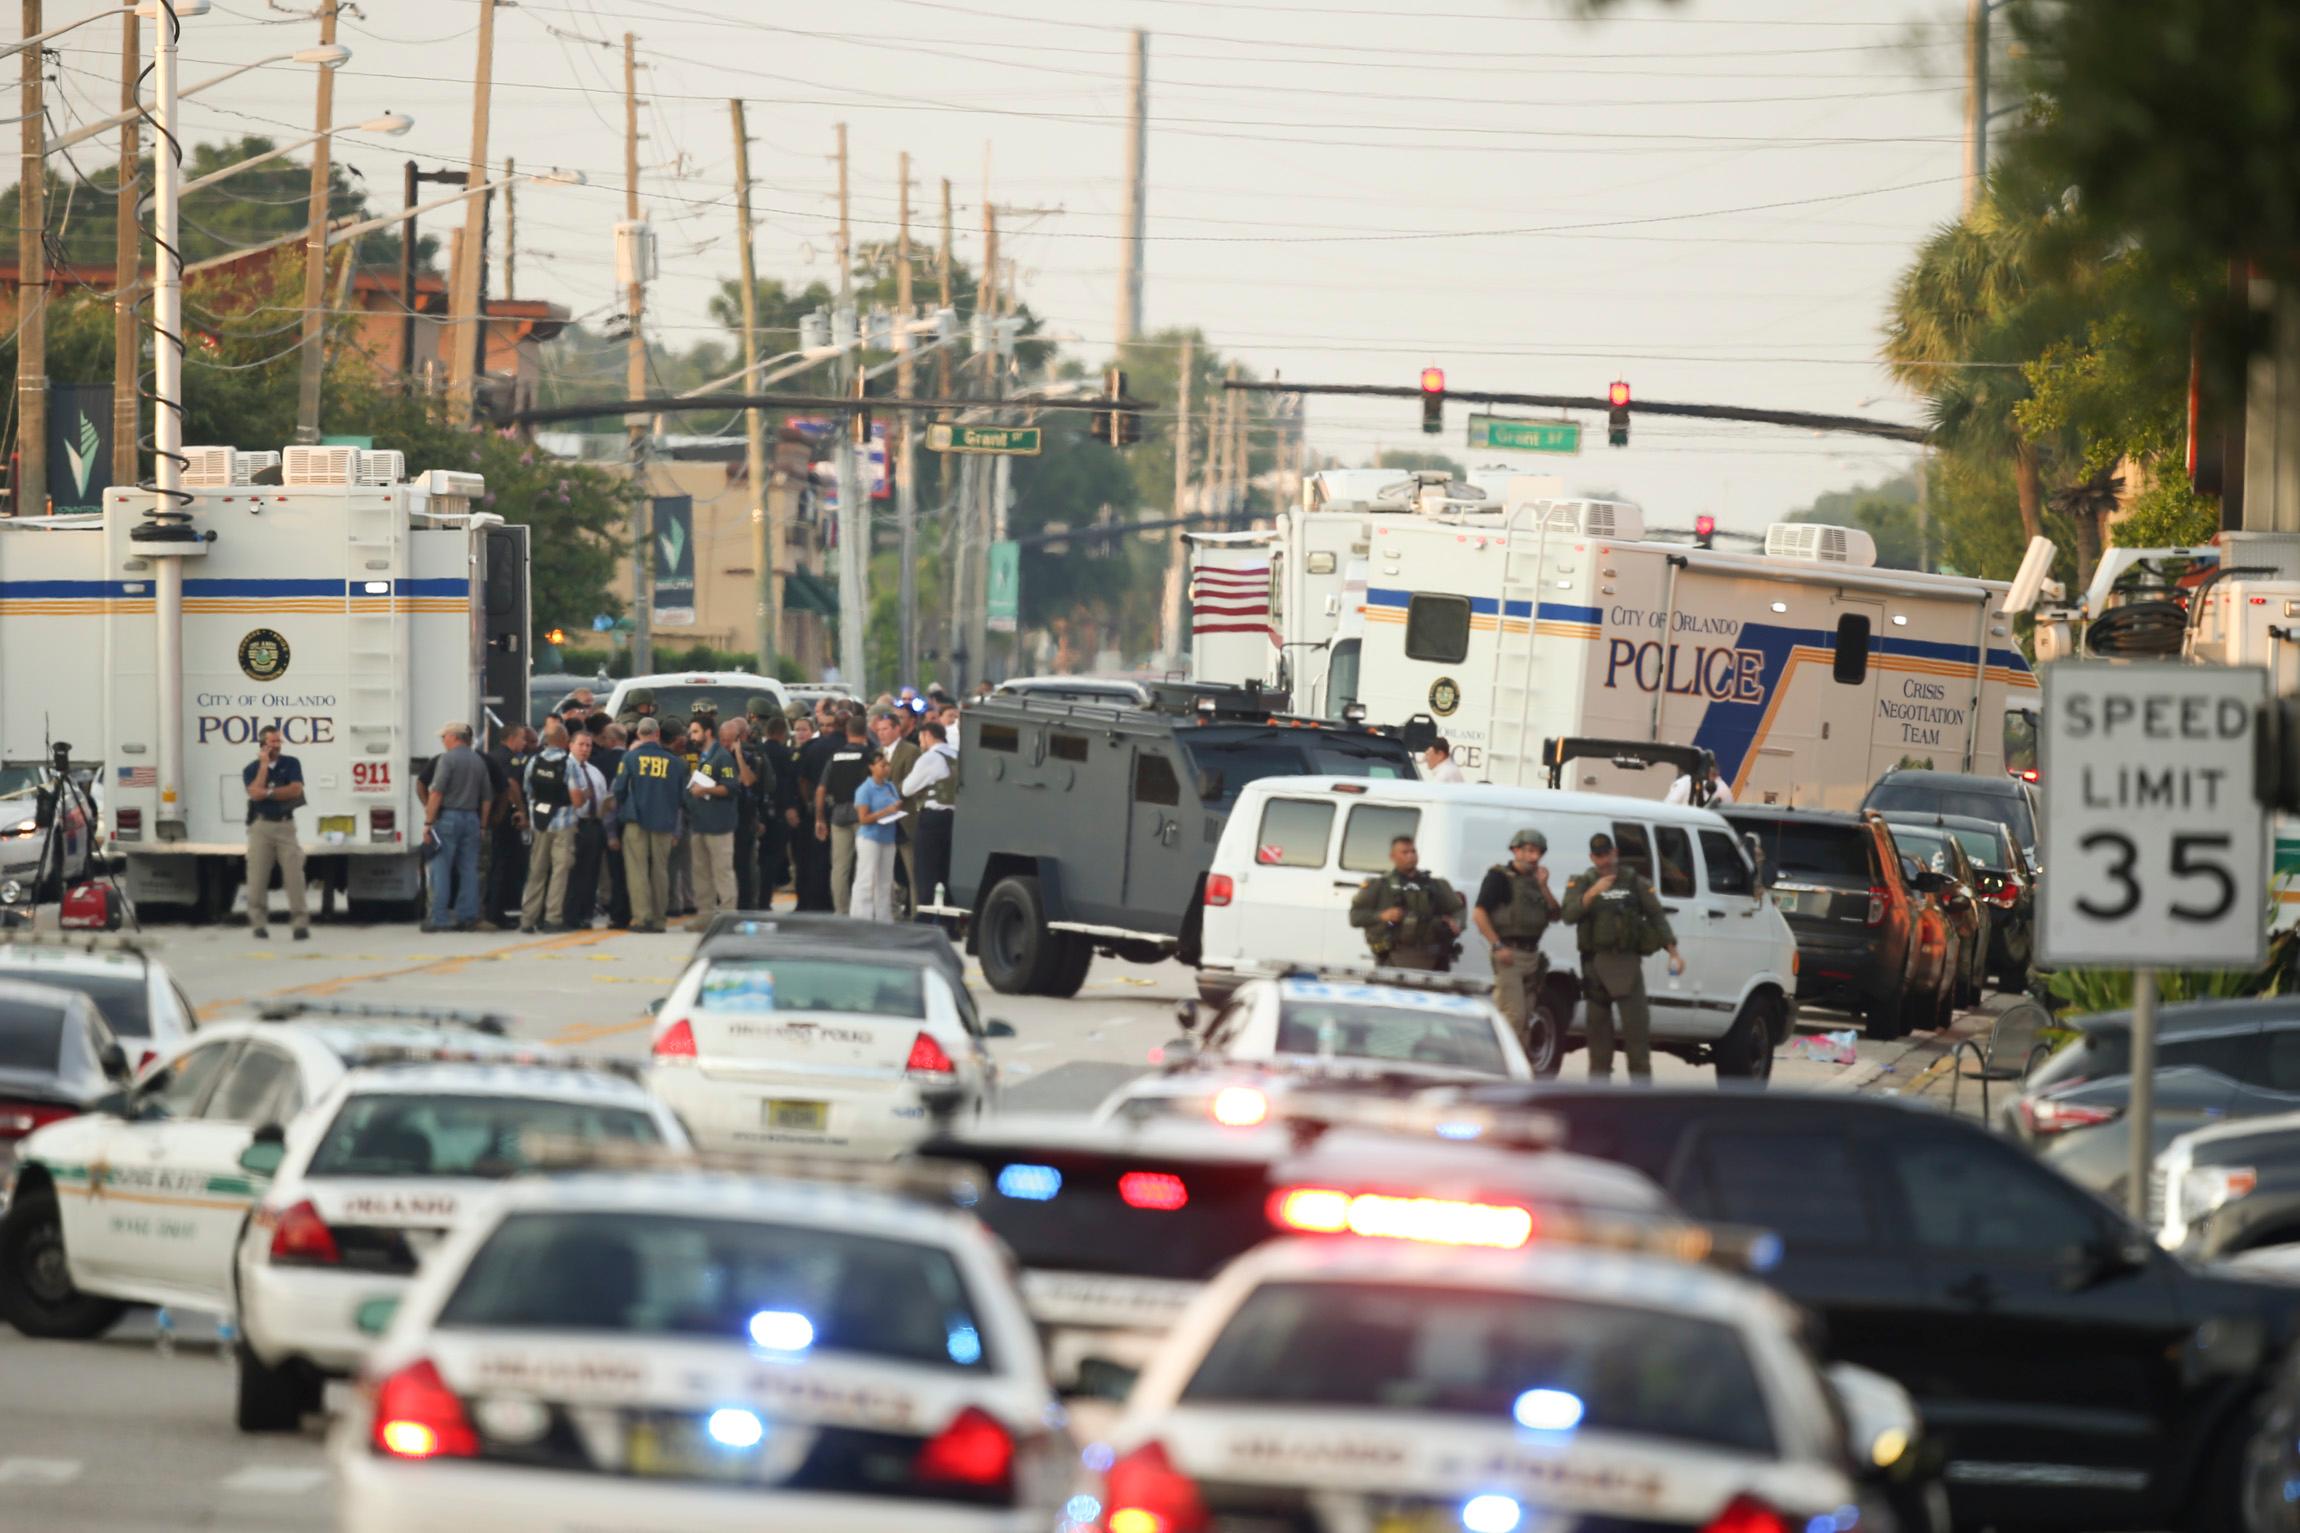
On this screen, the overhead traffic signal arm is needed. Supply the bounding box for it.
[1213,378,1928,445]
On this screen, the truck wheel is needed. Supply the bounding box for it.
[234,1339,307,1433]
[2188,1392,2268,1533]
[1524,996,1566,1078]
[0,1186,126,1339]
[1042,933,1093,999]
[977,876,1057,995]
[1714,994,1779,1084]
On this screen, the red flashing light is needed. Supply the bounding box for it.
[1269,1186,1537,1248]
[1118,1171,1190,1211]
[914,1407,1015,1492]
[1608,380,1632,409]
[2020,768,2041,783]
[906,1031,958,1077]
[1103,1441,1210,1533]
[651,1017,697,1063]
[1419,367,1446,395]
[1704,1497,1790,1533]
[371,1359,479,1460]
[267,1199,342,1266]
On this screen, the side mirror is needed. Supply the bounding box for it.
[238,1137,286,1177]
[1073,1354,1141,1403]
[1173,1000,1200,1033]
[983,1019,1016,1040]
[1193,770,1225,802]
[2059,1229,2152,1293]
[98,1042,130,1083]
[1826,1362,1916,1476]
[93,1088,130,1118]
[1397,713,1438,754]
[647,996,665,1014]
[354,1296,401,1337]
[1156,1034,1202,1070]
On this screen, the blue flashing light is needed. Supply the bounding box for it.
[1081,1442,1116,1473]
[747,1309,815,1352]
[947,1324,983,1365]
[707,1408,765,1449]
[1512,1387,1585,1432]
[1433,1120,1484,1141]
[1064,1494,1103,1525]
[998,1163,1063,1202]
[1748,1231,1785,1274]
[1462,1494,1523,1533]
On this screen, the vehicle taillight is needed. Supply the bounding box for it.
[1211,1085,1268,1127]
[1102,1440,1208,1533]
[1118,1171,1189,1211]
[651,1017,697,1063]
[2018,1095,2121,1137]
[136,1049,157,1075]
[266,1199,341,1265]
[1988,880,2020,909]
[1268,1186,1536,1249]
[115,807,142,841]
[913,1406,1015,1494]
[1865,885,1890,926]
[906,1031,957,1077]
[0,1101,75,1140]
[1704,1496,1790,1533]
[1204,874,1233,908]
[371,807,397,844]
[370,1359,478,1460]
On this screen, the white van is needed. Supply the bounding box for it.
[1196,777,1798,1080]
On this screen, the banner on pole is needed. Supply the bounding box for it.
[651,495,696,628]
[45,384,116,516]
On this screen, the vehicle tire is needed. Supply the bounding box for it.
[1041,933,1093,999]
[1863,996,1910,1042]
[1714,994,1779,1084]
[2189,1392,2269,1533]
[1523,994,1567,1078]
[1933,981,1957,1033]
[1195,974,1240,1007]
[976,876,1058,995]
[1997,959,2029,995]
[233,1339,307,1433]
[0,1186,125,1339]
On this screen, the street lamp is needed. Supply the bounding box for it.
[178,112,411,194]
[2,3,140,62]
[44,42,351,154]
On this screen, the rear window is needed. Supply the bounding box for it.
[1339,804,1420,873]
[1890,828,1954,874]
[625,685,778,723]
[2026,1025,2265,1091]
[308,1093,663,1179]
[1735,819,1871,883]
[1183,736,1414,806]
[1275,1001,1507,1075]
[438,1210,992,1371]
[699,960,926,1021]
[1182,1280,1773,1455]
[0,968,151,1040]
[1404,595,1472,665]
[0,998,66,1073]
[1254,799,1336,868]
[1868,781,2034,846]
[1948,828,2003,869]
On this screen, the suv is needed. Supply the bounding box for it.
[1723,807,1953,1039]
[1881,819,1991,1009]
[1863,768,2042,864]
[1879,810,2036,991]
[1467,1082,2300,1533]
[2156,1112,2300,1259]
[603,670,790,724]
[939,683,1419,996]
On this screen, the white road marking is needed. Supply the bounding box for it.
[0,1458,83,1485]
[219,1466,329,1495]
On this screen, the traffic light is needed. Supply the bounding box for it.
[1607,379,1631,448]
[1092,367,1140,446]
[1420,366,1445,435]
[1693,514,1715,550]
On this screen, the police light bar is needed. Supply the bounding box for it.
[1275,1088,1565,1150]
[1269,1183,1782,1273]
[341,1043,643,1082]
[250,999,512,1034]
[0,930,154,957]
[512,1133,986,1204]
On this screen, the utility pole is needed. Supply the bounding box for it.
[896,151,919,687]
[501,156,515,299]
[1962,0,1988,214]
[1116,28,1147,345]
[1233,376,1252,525]
[400,162,418,375]
[290,0,341,443]
[110,4,138,488]
[936,177,952,412]
[446,0,499,420]
[17,0,47,516]
[730,99,776,671]
[623,31,652,674]
[942,176,963,687]
[1160,333,1192,666]
[832,123,865,690]
[963,183,1000,686]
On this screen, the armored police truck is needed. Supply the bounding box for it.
[927,684,1423,996]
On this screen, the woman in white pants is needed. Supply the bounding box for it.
[850,750,904,921]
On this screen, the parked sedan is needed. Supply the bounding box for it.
[2007,998,2300,1205]
[1879,811,2035,992]
[1880,821,1990,1009]
[0,979,129,1176]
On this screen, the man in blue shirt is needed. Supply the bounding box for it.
[612,717,684,933]
[242,726,308,940]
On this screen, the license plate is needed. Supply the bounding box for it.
[763,1099,827,1132]
[627,1419,760,1481]
[319,814,356,838]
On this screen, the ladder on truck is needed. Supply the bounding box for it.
[1482,503,1561,789]
[291,447,408,792]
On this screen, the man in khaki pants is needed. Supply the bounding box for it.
[242,725,309,941]
[610,717,683,933]
[685,720,746,925]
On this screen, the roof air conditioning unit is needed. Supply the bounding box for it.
[357,450,407,487]
[282,445,361,486]
[1542,499,1645,543]
[236,451,281,485]
[1765,522,1878,568]
[421,470,487,500]
[181,447,238,489]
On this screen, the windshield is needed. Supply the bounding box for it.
[1869,781,2034,846]
[438,1210,992,1370]
[0,997,66,1073]
[1183,1280,1774,1455]
[307,1092,662,1179]
[0,968,150,1041]
[0,766,39,800]
[699,959,927,1020]
[630,684,779,723]
[1275,1001,1508,1075]
[1890,827,1956,874]
[1184,734,1415,804]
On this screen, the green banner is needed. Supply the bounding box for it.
[987,540,1020,634]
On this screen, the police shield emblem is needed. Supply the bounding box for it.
[1428,676,1461,716]
[238,628,291,682]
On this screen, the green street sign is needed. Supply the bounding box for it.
[1467,414,1581,455]
[987,540,1021,634]
[927,422,1042,456]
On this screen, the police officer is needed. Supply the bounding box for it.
[1561,832,1685,1080]
[1348,834,1465,971]
[614,686,657,731]
[1472,828,1561,1059]
[735,699,779,909]
[665,702,715,918]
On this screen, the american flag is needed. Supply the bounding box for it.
[116,766,156,788]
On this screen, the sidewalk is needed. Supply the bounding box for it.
[1843,993,2027,1118]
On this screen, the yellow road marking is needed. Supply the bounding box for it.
[193,928,620,1023]
[546,1014,654,1045]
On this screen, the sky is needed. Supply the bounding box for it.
[28,0,1972,530]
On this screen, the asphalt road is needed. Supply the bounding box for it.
[0,914,1975,1530]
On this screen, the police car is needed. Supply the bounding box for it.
[648,924,1006,1156]
[335,1167,1073,1532]
[230,1052,690,1433]
[0,931,198,1076]
[1175,974,1532,1083]
[1086,1233,1913,1533]
[0,1002,518,1339]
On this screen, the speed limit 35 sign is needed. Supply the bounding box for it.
[2038,661,2269,969]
